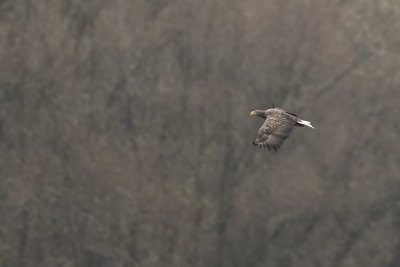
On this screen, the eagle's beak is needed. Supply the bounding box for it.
[250,111,256,116]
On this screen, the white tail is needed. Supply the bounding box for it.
[298,119,315,129]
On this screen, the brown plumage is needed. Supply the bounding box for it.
[250,108,314,151]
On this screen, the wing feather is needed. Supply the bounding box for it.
[252,114,295,151]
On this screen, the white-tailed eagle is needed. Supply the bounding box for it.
[250,108,314,151]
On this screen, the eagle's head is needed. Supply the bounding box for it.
[250,110,267,119]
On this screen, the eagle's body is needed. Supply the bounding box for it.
[250,108,314,151]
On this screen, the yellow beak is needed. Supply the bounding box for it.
[250,111,256,115]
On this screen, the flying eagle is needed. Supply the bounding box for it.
[250,108,314,151]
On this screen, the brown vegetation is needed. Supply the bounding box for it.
[0,0,399,266]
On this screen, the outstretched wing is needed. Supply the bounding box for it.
[252,116,294,151]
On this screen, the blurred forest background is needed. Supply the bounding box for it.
[1,0,400,266]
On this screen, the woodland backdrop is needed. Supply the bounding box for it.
[1,0,400,266]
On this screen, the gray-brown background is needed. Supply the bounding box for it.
[1,0,400,266]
